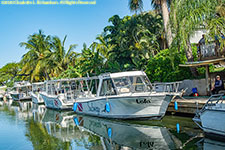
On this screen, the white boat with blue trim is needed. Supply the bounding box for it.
[40,77,86,110]
[193,94,225,136]
[73,71,182,119]
[10,81,32,101]
[30,82,45,104]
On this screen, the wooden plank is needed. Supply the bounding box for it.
[179,57,225,67]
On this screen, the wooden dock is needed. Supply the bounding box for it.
[167,97,209,115]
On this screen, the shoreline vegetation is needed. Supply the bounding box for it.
[0,0,224,87]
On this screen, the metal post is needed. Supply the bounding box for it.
[205,65,210,95]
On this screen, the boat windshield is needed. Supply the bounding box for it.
[112,75,152,94]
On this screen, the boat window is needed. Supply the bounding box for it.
[129,76,145,92]
[113,77,131,93]
[142,76,152,91]
[113,76,152,93]
[100,79,116,96]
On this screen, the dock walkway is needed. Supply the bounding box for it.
[167,96,209,115]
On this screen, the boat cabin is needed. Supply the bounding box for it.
[32,82,45,93]
[44,71,180,102]
[12,81,32,94]
[97,71,152,97]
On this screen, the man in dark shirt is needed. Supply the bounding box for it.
[211,75,224,94]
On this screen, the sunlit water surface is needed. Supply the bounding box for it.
[0,100,225,150]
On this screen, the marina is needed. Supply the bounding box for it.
[2,100,225,150]
[0,0,224,149]
[1,71,225,144]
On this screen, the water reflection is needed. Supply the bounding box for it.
[41,109,76,141]
[74,115,176,150]
[1,101,225,149]
[203,138,225,150]
[196,136,225,150]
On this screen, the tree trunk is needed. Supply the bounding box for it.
[161,0,173,47]
[185,39,198,77]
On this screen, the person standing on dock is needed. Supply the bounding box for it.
[211,75,224,94]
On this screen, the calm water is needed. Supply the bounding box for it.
[0,100,225,150]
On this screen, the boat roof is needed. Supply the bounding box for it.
[13,81,31,88]
[46,71,146,82]
[109,71,146,78]
[48,76,99,83]
[32,82,45,85]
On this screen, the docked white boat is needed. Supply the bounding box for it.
[40,79,80,110]
[193,94,225,136]
[10,81,32,101]
[73,71,182,119]
[74,115,176,149]
[30,82,45,104]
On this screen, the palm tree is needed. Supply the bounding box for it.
[78,43,104,76]
[19,30,51,81]
[128,0,143,14]
[48,36,78,78]
[128,0,173,47]
[170,0,225,76]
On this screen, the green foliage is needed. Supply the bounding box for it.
[104,12,163,71]
[58,66,82,79]
[26,120,71,150]
[19,30,78,82]
[0,62,21,86]
[145,49,194,82]
[1,0,224,84]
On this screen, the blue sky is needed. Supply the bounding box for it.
[0,0,153,68]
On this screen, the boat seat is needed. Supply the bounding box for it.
[120,88,130,93]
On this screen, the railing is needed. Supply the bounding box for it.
[193,94,225,121]
[200,94,225,112]
[152,81,182,93]
[199,42,225,61]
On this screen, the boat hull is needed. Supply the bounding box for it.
[10,93,31,101]
[74,94,173,119]
[200,109,225,136]
[40,93,73,110]
[30,92,44,104]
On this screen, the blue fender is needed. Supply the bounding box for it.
[174,101,178,110]
[105,102,110,112]
[73,103,78,112]
[176,123,180,133]
[107,127,112,138]
[74,117,79,126]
